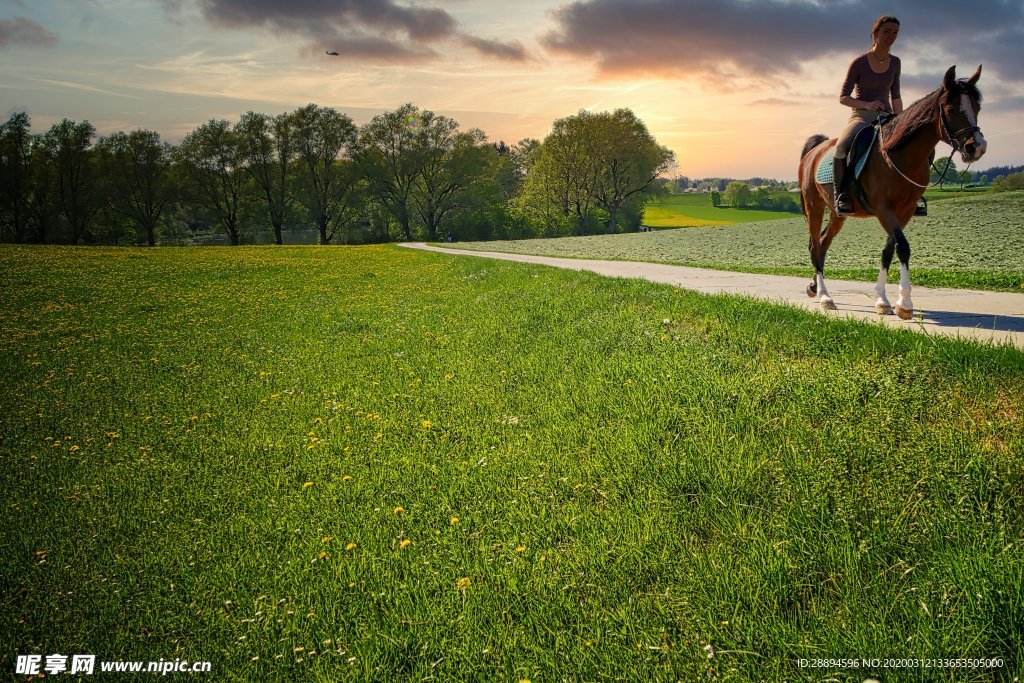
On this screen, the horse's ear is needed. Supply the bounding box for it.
[943,66,957,90]
[968,64,982,85]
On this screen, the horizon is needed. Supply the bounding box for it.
[2,1,1023,180]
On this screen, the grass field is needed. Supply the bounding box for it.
[461,191,1024,293]
[2,244,1022,681]
[642,192,797,227]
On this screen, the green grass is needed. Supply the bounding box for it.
[2,244,1023,682]
[643,192,797,227]
[458,191,1024,293]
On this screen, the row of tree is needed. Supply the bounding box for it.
[0,105,673,246]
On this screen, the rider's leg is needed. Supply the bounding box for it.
[833,112,872,216]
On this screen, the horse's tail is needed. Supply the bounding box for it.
[799,134,829,217]
[801,134,829,160]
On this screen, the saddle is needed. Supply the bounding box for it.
[815,114,926,216]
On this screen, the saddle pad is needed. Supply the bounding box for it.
[814,126,878,185]
[815,149,836,185]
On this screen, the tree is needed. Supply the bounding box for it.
[175,119,246,245]
[25,135,58,244]
[588,109,675,232]
[723,181,752,208]
[514,109,673,235]
[930,157,959,189]
[41,119,100,244]
[412,115,491,241]
[0,112,33,242]
[95,130,172,246]
[236,111,295,245]
[355,103,428,241]
[289,104,359,245]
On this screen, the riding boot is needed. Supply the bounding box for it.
[833,157,854,216]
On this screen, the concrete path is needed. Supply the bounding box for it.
[401,243,1024,349]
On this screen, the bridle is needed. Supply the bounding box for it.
[938,94,983,159]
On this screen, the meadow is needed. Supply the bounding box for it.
[641,193,798,228]
[2,244,1023,682]
[461,191,1024,293]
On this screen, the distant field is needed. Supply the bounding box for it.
[643,192,796,227]
[459,191,1024,293]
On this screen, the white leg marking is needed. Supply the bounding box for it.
[817,272,835,310]
[875,267,892,314]
[896,262,913,319]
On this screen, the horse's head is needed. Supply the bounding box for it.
[941,65,987,163]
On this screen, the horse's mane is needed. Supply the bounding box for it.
[879,89,942,153]
[880,78,983,153]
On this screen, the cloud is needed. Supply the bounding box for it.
[461,35,528,62]
[195,0,456,42]
[542,0,1024,86]
[0,16,58,48]
[164,0,527,64]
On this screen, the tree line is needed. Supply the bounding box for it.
[0,105,673,246]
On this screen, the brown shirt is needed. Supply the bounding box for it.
[840,53,902,112]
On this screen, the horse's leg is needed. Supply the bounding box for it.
[893,228,914,319]
[812,212,846,310]
[875,234,896,315]
[805,199,825,300]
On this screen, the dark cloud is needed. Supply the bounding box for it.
[165,0,527,63]
[461,35,528,62]
[0,16,58,48]
[196,0,456,42]
[542,0,1024,86]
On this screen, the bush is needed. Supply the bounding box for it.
[992,172,1024,193]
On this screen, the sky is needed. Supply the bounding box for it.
[2,0,1023,180]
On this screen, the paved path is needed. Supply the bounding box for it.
[401,243,1024,349]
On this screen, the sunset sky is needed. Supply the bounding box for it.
[2,0,1022,179]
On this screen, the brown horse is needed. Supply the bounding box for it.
[798,65,987,319]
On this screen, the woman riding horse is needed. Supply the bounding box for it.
[799,65,986,319]
[834,16,904,216]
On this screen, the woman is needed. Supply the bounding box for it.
[833,15,903,215]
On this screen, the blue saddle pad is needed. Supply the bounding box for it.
[815,126,878,185]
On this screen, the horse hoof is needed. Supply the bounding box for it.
[895,306,914,320]
[820,298,837,311]
[875,304,893,315]
[806,283,817,298]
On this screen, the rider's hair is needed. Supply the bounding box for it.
[871,15,900,38]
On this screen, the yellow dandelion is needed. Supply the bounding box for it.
[322,536,333,544]
[345,543,357,552]
[342,475,352,482]
[394,506,405,515]
[303,482,314,489]
[318,551,328,560]
[456,577,471,591]
[516,546,526,553]
[400,539,412,549]
[450,516,460,526]
[68,445,80,453]
[422,420,432,430]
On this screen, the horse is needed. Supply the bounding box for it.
[798,65,987,319]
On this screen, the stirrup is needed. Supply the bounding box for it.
[835,195,854,216]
